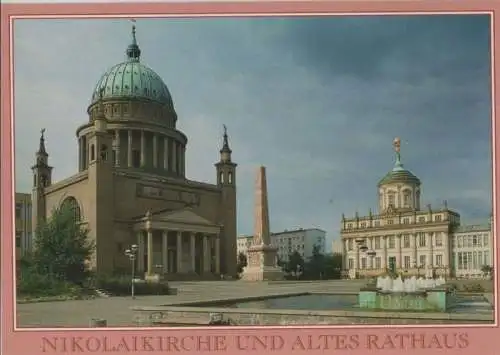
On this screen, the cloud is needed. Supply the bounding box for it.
[13,15,492,250]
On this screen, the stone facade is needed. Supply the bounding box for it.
[133,307,493,326]
[30,26,237,278]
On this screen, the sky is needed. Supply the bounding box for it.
[13,15,492,251]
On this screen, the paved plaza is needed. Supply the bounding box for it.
[16,280,494,328]
[16,280,366,328]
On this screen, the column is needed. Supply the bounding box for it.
[82,136,87,170]
[137,231,145,273]
[382,236,388,269]
[162,230,168,273]
[182,147,186,175]
[78,137,82,171]
[176,231,182,273]
[171,141,177,173]
[140,130,146,167]
[411,233,417,267]
[163,137,169,171]
[396,234,402,268]
[114,130,121,167]
[127,130,133,167]
[442,232,449,275]
[427,232,434,268]
[203,235,210,273]
[147,229,153,276]
[152,134,158,169]
[354,245,359,270]
[190,233,196,272]
[343,240,348,269]
[214,236,220,274]
[369,237,374,269]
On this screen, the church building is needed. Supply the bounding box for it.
[31,25,238,279]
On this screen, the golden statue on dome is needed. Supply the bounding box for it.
[393,137,401,153]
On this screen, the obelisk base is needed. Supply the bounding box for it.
[240,244,284,281]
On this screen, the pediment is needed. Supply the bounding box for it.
[155,209,215,226]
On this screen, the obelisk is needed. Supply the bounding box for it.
[240,166,284,281]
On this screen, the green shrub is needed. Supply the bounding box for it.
[17,271,80,297]
[95,275,170,296]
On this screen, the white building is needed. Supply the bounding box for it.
[237,228,326,262]
[451,221,493,278]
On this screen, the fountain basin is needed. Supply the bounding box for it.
[358,287,453,312]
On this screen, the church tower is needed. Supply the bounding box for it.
[215,125,237,276]
[86,89,114,273]
[31,129,53,240]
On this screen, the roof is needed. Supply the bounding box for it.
[378,152,420,186]
[90,25,173,107]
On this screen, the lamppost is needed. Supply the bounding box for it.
[355,238,368,279]
[125,244,138,299]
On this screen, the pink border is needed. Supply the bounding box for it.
[1,1,499,355]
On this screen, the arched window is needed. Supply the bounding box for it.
[387,192,395,207]
[220,172,224,183]
[228,172,233,184]
[90,144,95,161]
[61,197,82,222]
[403,190,411,207]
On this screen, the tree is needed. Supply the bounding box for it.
[236,252,247,274]
[322,253,343,279]
[30,203,95,286]
[286,251,305,277]
[481,265,493,278]
[304,245,325,279]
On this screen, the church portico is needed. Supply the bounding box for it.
[134,209,221,277]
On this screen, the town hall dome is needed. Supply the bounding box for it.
[90,25,173,108]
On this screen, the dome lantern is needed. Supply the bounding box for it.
[126,23,141,62]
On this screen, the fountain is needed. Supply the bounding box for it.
[359,275,453,312]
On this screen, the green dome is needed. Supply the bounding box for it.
[90,25,172,107]
[378,153,420,186]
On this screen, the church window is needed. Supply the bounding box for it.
[61,196,82,223]
[100,144,108,161]
[90,144,95,161]
[132,150,141,168]
[228,172,233,184]
[435,215,442,222]
[220,172,224,183]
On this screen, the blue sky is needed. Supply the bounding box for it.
[13,15,492,251]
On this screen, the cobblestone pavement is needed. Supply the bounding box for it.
[16,280,367,328]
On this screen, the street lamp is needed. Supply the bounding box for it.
[125,244,138,299]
